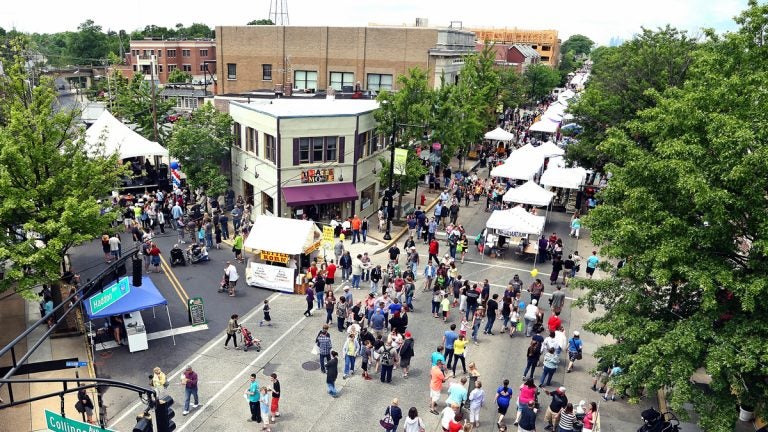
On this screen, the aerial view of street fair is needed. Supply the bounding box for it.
[1,1,767,431]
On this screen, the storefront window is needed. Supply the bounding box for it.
[360,184,375,211]
[312,137,324,162]
[262,192,274,215]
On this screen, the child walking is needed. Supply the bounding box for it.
[260,299,272,327]
[440,292,451,323]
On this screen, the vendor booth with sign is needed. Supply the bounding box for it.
[243,215,323,293]
[83,275,175,354]
[482,207,546,261]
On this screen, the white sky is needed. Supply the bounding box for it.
[1,0,749,45]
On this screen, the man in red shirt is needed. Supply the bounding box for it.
[351,214,362,244]
[429,238,440,264]
[547,311,562,332]
[325,260,337,290]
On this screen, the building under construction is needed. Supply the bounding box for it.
[472,28,560,67]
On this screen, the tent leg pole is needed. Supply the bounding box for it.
[167,306,176,346]
[152,306,156,319]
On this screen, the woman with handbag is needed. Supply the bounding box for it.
[566,331,584,373]
[403,406,426,432]
[381,398,403,432]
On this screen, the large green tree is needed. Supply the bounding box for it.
[560,34,595,57]
[522,63,560,102]
[577,2,768,430]
[0,45,123,298]
[167,103,233,196]
[110,72,176,144]
[567,26,699,170]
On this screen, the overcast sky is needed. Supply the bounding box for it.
[1,0,750,45]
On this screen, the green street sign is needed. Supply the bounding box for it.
[89,277,131,315]
[45,409,114,432]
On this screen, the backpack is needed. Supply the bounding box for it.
[380,347,394,366]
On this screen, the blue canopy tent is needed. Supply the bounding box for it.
[84,276,176,348]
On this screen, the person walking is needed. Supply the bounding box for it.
[557,403,576,432]
[324,291,336,324]
[342,333,360,379]
[326,351,339,397]
[566,331,583,373]
[315,324,332,373]
[224,314,240,350]
[539,347,560,388]
[585,251,599,279]
[451,334,468,377]
[76,386,95,424]
[245,373,263,423]
[151,367,167,397]
[442,324,459,370]
[383,399,403,432]
[468,380,485,428]
[181,365,199,416]
[269,373,281,422]
[543,387,568,431]
[429,360,447,415]
[399,331,415,379]
[495,379,514,427]
[233,231,244,263]
[403,407,427,432]
[518,400,538,432]
[515,379,537,426]
[304,283,315,317]
[378,340,398,383]
[582,402,598,432]
[224,261,239,297]
[484,293,499,335]
[523,338,542,381]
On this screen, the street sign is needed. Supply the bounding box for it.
[188,297,206,326]
[89,277,131,315]
[65,361,88,367]
[45,409,114,432]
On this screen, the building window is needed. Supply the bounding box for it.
[150,49,155,56]
[367,73,393,91]
[157,50,162,58]
[227,63,237,80]
[158,65,163,73]
[168,64,177,72]
[200,49,208,57]
[325,137,337,161]
[199,64,207,72]
[133,65,138,72]
[294,70,317,90]
[262,192,274,215]
[167,49,176,57]
[182,64,192,72]
[360,184,375,211]
[265,134,276,163]
[132,49,139,56]
[245,127,256,153]
[233,122,242,149]
[312,137,324,162]
[542,45,551,51]
[330,72,354,91]
[361,130,385,157]
[262,64,272,81]
[541,56,550,62]
[182,49,191,57]
[298,138,310,163]
[142,50,148,56]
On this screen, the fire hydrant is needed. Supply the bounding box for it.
[420,194,426,206]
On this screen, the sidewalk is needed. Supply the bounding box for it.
[0,293,95,431]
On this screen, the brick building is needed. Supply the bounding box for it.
[476,43,541,72]
[214,25,476,95]
[472,28,560,67]
[119,39,217,84]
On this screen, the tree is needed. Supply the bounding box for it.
[167,69,192,83]
[522,63,560,102]
[560,34,594,57]
[67,19,108,64]
[0,45,123,299]
[576,2,768,430]
[567,27,699,170]
[247,19,275,25]
[110,72,176,144]
[167,103,233,196]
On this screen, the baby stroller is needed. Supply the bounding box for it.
[637,408,680,432]
[169,245,186,267]
[186,244,210,264]
[238,326,261,352]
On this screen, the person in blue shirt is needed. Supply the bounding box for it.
[245,373,262,423]
[442,324,459,370]
[495,379,514,426]
[586,251,599,279]
[566,331,583,373]
[431,346,446,366]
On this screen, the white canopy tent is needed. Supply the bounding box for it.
[85,111,169,159]
[244,215,322,254]
[537,141,565,158]
[491,149,544,180]
[529,118,560,134]
[484,127,516,141]
[502,181,555,207]
[540,167,588,190]
[486,207,546,235]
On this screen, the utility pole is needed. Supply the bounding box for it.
[150,55,159,142]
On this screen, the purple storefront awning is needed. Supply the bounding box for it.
[282,182,359,207]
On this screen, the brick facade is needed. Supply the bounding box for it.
[120,39,217,84]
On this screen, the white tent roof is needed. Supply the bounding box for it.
[559,89,576,100]
[529,118,560,134]
[491,147,544,180]
[540,166,588,189]
[244,215,322,255]
[485,207,546,236]
[484,127,516,141]
[85,111,169,159]
[537,141,565,157]
[502,181,555,206]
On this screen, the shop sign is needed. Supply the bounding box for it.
[322,226,334,244]
[246,263,295,293]
[260,250,291,264]
[188,297,206,326]
[304,241,321,254]
[301,168,335,183]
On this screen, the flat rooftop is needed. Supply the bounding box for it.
[231,98,380,118]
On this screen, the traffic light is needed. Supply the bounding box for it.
[133,416,153,432]
[155,395,176,432]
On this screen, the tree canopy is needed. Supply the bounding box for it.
[576,2,768,429]
[560,34,595,57]
[247,19,275,25]
[0,43,123,298]
[167,69,192,83]
[167,103,233,196]
[522,63,561,102]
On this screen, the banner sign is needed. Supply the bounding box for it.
[246,263,295,293]
[304,241,322,254]
[322,226,334,244]
[259,250,291,264]
[300,168,335,183]
[393,148,408,176]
